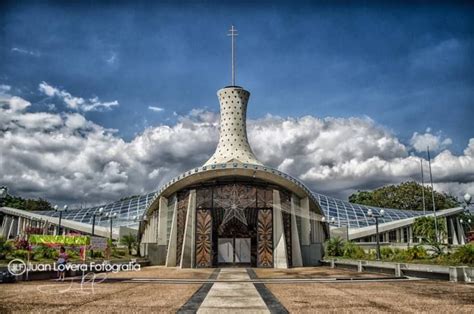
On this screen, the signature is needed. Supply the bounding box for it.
[36,272,109,295]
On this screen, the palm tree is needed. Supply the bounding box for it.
[325,236,344,257]
[120,234,137,255]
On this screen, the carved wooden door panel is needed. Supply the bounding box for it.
[195,209,213,267]
[257,209,273,267]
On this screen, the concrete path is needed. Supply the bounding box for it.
[197,268,270,313]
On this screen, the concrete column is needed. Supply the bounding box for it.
[450,218,459,245]
[357,260,363,272]
[395,263,402,277]
[290,196,303,267]
[456,218,466,245]
[17,217,22,236]
[273,190,288,268]
[300,197,311,246]
[0,217,6,237]
[165,200,178,267]
[7,217,14,239]
[180,190,196,268]
[449,266,467,282]
[158,197,169,245]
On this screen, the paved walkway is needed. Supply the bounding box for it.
[197,268,269,313]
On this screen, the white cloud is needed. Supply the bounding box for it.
[148,106,164,112]
[7,96,32,112]
[38,82,119,112]
[0,85,11,93]
[1,87,473,205]
[106,52,117,65]
[410,131,452,153]
[11,47,40,57]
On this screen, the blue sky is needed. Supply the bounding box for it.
[1,1,474,204]
[2,1,473,150]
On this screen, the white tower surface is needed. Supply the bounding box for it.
[204,86,262,166]
[204,25,262,166]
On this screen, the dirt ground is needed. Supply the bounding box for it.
[0,280,200,313]
[267,280,474,313]
[1,266,473,313]
[255,266,389,279]
[105,265,214,279]
[0,266,213,313]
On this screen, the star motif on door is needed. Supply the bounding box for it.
[214,184,255,230]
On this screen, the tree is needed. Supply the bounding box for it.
[0,194,53,211]
[325,236,344,257]
[413,216,447,256]
[120,234,137,255]
[348,181,459,211]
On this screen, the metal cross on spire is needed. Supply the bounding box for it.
[227,25,238,86]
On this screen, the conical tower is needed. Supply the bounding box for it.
[204,86,262,165]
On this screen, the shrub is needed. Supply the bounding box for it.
[0,237,14,260]
[121,234,138,255]
[15,238,30,250]
[112,247,127,257]
[12,249,30,260]
[451,244,474,265]
[66,249,79,260]
[33,246,56,260]
[366,249,377,260]
[91,251,104,259]
[325,237,344,257]
[401,245,427,261]
[380,247,394,259]
[391,248,405,260]
[343,242,366,259]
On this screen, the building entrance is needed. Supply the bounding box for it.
[218,237,251,265]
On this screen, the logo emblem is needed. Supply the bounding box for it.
[8,259,27,276]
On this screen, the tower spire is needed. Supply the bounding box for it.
[227,25,238,86]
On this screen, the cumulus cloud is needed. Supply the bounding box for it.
[38,82,118,112]
[1,87,473,206]
[410,131,453,153]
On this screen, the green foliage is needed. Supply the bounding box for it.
[342,241,366,259]
[413,216,447,242]
[325,237,344,257]
[0,237,14,260]
[451,244,474,265]
[401,245,428,261]
[380,247,394,259]
[33,246,56,260]
[0,194,53,211]
[120,234,138,255]
[348,181,459,211]
[66,249,79,260]
[90,251,104,258]
[12,249,30,260]
[112,247,127,257]
[413,216,447,256]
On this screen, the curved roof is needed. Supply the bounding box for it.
[313,192,426,228]
[35,188,429,230]
[38,192,156,229]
